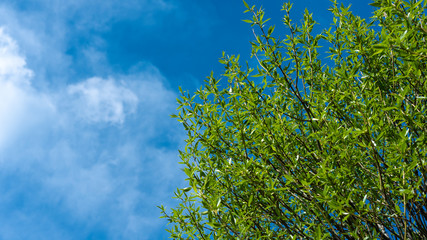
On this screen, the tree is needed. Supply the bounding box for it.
[160,0,427,239]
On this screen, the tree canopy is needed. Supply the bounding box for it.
[160,0,427,239]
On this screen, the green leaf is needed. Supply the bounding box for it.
[368,1,381,7]
[243,0,249,9]
[268,26,275,36]
[248,194,254,205]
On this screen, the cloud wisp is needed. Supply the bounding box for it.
[68,77,138,124]
[0,0,176,89]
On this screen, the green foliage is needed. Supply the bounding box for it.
[160,0,427,239]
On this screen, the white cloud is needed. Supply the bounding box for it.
[0,28,33,83]
[0,28,55,150]
[68,77,138,124]
[0,29,184,239]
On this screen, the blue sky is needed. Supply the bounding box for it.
[0,0,373,239]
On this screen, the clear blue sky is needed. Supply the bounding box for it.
[0,0,373,239]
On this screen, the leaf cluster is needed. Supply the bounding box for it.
[160,0,427,239]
